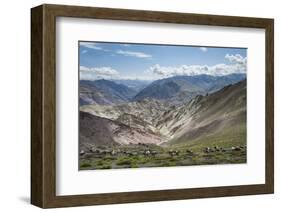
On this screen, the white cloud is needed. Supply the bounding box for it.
[80,66,119,80]
[79,42,151,59]
[80,66,156,81]
[80,42,103,50]
[147,54,247,78]
[116,50,152,58]
[199,47,208,52]
[80,66,119,75]
[79,66,90,72]
[225,54,247,65]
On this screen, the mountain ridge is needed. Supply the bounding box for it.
[80,74,246,106]
[133,73,245,103]
[79,79,136,105]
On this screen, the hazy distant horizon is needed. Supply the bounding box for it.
[79,73,247,82]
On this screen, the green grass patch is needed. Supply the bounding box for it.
[80,162,92,168]
[171,124,246,152]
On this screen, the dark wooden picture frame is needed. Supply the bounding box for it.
[31,4,274,208]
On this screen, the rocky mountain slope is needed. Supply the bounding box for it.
[80,98,171,128]
[80,111,163,151]
[80,79,246,148]
[157,80,246,144]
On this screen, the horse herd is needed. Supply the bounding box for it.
[80,144,246,158]
[203,145,247,153]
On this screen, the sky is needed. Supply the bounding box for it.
[79,41,247,81]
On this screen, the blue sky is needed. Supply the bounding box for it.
[79,41,247,81]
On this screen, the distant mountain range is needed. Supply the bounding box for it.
[112,79,152,92]
[80,74,246,106]
[80,79,137,105]
[133,73,246,104]
[80,79,246,149]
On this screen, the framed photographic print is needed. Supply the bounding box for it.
[31,4,274,208]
